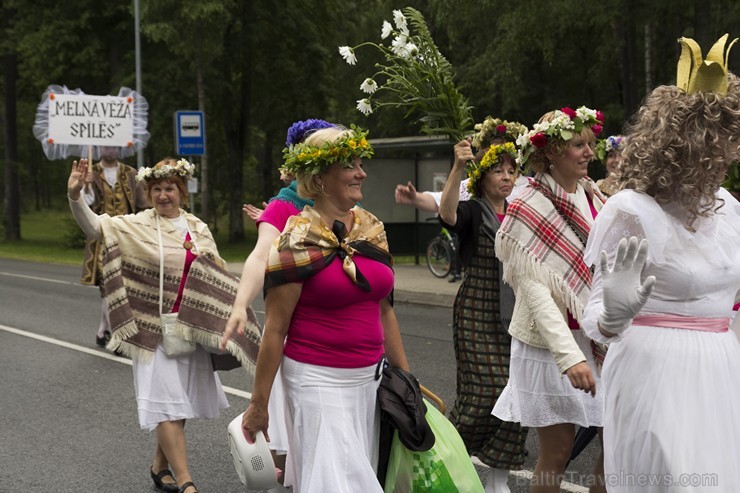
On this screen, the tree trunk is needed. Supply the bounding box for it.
[260,130,275,200]
[644,23,653,95]
[197,63,209,223]
[3,7,21,241]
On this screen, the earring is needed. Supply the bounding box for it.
[320,183,325,194]
[549,164,554,171]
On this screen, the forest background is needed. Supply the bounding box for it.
[2,0,739,246]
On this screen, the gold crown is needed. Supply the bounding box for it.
[677,34,738,94]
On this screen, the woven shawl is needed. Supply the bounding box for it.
[496,173,605,321]
[100,209,259,369]
[265,205,392,291]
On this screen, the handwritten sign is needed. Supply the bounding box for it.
[47,93,134,147]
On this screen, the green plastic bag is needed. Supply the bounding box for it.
[383,399,484,493]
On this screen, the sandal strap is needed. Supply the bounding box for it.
[153,468,175,481]
[178,481,197,493]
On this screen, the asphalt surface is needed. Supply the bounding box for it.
[0,258,601,492]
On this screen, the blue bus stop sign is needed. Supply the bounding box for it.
[174,111,205,156]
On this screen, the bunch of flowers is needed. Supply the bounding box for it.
[595,135,625,162]
[285,119,335,147]
[338,7,473,142]
[516,106,604,168]
[466,142,518,198]
[472,117,528,149]
[136,158,195,183]
[281,124,374,176]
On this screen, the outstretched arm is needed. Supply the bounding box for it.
[394,182,440,213]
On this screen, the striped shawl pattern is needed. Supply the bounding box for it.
[100,209,259,369]
[495,175,604,321]
[265,205,391,290]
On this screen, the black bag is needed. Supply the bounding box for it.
[376,367,435,486]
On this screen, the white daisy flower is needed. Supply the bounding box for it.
[338,46,357,65]
[356,99,373,115]
[392,10,407,31]
[403,42,419,57]
[360,78,378,94]
[381,21,393,39]
[391,34,408,56]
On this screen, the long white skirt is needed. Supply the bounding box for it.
[133,344,229,431]
[600,325,740,492]
[493,330,604,428]
[267,366,289,455]
[280,356,383,493]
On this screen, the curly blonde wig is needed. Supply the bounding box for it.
[526,111,597,174]
[620,74,740,230]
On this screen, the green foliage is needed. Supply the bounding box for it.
[723,162,740,194]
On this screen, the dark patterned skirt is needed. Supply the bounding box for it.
[449,231,527,469]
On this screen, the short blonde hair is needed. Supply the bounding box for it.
[621,74,740,229]
[526,111,597,174]
[295,126,351,199]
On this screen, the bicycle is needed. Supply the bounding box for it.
[425,225,461,279]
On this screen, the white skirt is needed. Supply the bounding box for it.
[280,356,383,493]
[493,329,604,428]
[267,365,289,455]
[133,344,229,431]
[601,325,740,492]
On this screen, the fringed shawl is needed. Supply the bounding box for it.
[495,174,605,321]
[100,209,259,369]
[265,206,392,291]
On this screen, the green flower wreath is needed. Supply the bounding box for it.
[281,124,374,176]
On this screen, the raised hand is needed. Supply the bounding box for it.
[598,237,656,336]
[68,159,89,200]
[394,181,417,205]
[242,204,264,223]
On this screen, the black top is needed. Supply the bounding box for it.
[438,200,485,270]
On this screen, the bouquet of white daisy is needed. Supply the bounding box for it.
[338,7,473,142]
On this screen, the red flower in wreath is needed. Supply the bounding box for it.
[496,124,507,135]
[596,110,605,123]
[561,107,577,119]
[591,124,603,136]
[530,132,548,148]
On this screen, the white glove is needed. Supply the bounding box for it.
[598,237,656,335]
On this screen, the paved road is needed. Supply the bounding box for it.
[0,258,601,492]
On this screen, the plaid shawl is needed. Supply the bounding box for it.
[496,173,605,321]
[100,209,260,369]
[265,205,392,291]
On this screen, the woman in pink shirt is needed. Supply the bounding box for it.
[242,125,408,493]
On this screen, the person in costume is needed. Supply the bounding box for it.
[581,35,740,492]
[241,125,409,493]
[80,145,148,348]
[68,157,238,493]
[222,118,334,491]
[492,107,608,493]
[438,120,528,493]
[594,135,625,197]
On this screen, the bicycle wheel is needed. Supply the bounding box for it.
[426,237,452,278]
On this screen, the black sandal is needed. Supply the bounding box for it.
[150,468,178,493]
[178,481,198,493]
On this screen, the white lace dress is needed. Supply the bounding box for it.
[582,188,740,492]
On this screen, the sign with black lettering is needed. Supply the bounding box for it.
[47,93,135,147]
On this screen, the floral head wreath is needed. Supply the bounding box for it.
[466,142,518,198]
[595,135,625,162]
[136,158,195,183]
[281,124,374,176]
[516,106,604,168]
[472,117,528,149]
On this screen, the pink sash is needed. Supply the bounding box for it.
[633,314,730,333]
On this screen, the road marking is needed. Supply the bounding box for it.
[0,324,252,399]
[0,323,589,491]
[0,271,92,287]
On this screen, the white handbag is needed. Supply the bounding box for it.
[157,215,196,357]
